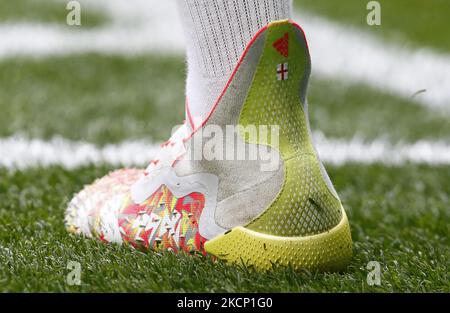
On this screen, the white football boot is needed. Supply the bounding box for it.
[66,20,352,271]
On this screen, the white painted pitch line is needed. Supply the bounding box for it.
[0,0,449,110]
[0,136,158,170]
[293,12,450,110]
[0,134,449,170]
[0,0,185,57]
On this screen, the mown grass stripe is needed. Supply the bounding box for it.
[1,54,449,144]
[1,163,448,292]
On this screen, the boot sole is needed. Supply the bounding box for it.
[205,207,352,272]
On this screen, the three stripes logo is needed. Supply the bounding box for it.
[273,32,289,81]
[273,32,289,57]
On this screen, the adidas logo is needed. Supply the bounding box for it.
[272,32,289,57]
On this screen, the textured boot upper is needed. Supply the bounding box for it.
[239,20,342,236]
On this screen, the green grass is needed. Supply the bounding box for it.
[308,79,450,142]
[0,164,448,292]
[1,54,449,145]
[0,55,185,145]
[0,0,108,27]
[294,0,450,53]
[0,3,449,293]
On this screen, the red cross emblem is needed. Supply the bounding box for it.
[276,62,288,81]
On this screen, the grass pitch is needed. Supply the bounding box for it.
[294,0,450,53]
[0,0,449,292]
[0,0,108,27]
[0,164,448,292]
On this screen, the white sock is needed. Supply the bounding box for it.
[177,0,292,122]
